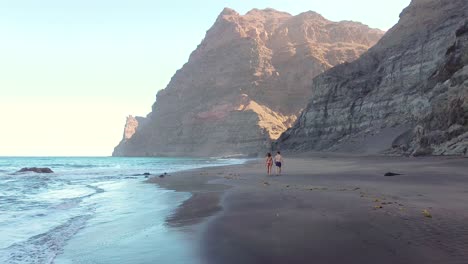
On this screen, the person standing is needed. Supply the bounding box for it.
[265,153,273,176]
[274,151,283,175]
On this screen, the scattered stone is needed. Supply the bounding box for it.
[374,205,383,209]
[144,175,149,178]
[159,174,165,178]
[17,167,54,173]
[143,172,150,176]
[353,187,361,191]
[374,199,380,202]
[422,209,432,218]
[263,181,270,186]
[384,172,402,176]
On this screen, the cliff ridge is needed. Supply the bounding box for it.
[276,0,468,156]
[113,7,384,157]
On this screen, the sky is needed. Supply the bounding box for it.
[0,0,411,156]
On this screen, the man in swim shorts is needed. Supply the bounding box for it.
[274,151,283,175]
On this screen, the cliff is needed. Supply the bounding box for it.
[113,8,383,157]
[276,0,468,156]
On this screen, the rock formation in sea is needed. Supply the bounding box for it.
[113,8,384,157]
[276,0,468,156]
[16,167,54,173]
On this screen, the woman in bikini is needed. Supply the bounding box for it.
[265,153,273,176]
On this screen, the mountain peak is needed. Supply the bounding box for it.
[113,7,385,157]
[296,10,326,20]
[219,7,239,17]
[245,8,292,16]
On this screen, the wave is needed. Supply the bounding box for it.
[49,185,104,210]
[45,164,113,168]
[0,157,248,262]
[0,214,92,264]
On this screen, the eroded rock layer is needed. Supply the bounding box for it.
[276,0,468,156]
[113,8,383,157]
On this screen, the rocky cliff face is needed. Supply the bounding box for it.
[122,116,139,141]
[113,8,383,157]
[276,0,468,156]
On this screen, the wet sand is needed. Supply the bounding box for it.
[148,155,468,264]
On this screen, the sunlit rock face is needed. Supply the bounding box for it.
[112,115,147,157]
[123,116,139,141]
[113,8,384,157]
[276,0,468,156]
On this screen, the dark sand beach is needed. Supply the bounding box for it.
[148,155,468,264]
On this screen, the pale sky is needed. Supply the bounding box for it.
[0,0,411,156]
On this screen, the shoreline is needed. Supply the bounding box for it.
[147,155,468,263]
[147,160,252,227]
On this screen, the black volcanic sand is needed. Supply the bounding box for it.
[148,155,468,264]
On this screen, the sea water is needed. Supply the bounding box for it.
[0,157,245,264]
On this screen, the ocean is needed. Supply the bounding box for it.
[0,157,246,264]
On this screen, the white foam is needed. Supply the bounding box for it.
[0,215,92,264]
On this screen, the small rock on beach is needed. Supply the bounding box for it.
[384,172,402,176]
[422,209,432,218]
